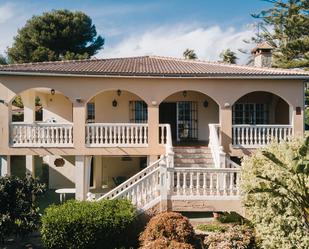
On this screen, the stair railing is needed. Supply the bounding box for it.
[96,155,166,202]
[208,123,226,168]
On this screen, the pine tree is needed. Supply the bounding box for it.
[183,49,198,60]
[219,49,238,64]
[8,10,104,63]
[252,0,309,69]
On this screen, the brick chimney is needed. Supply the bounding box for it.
[251,42,273,67]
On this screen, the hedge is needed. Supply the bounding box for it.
[41,199,136,249]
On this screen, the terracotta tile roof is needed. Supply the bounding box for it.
[0,56,308,78]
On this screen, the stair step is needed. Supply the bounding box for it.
[174,163,215,167]
[175,158,214,164]
[174,148,211,153]
[174,153,213,159]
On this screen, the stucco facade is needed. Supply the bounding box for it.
[0,55,307,212]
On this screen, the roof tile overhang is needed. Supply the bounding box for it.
[0,56,308,79]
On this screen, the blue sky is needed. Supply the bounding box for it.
[0,0,271,64]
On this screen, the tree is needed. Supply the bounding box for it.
[0,54,7,65]
[251,0,309,69]
[0,175,46,243]
[8,9,104,63]
[241,138,309,248]
[183,49,198,60]
[219,49,238,64]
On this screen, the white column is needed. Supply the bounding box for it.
[1,155,11,177]
[75,155,92,201]
[26,155,35,177]
[20,90,35,123]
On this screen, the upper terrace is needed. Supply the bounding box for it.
[0,56,308,156]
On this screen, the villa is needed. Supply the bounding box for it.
[0,44,308,213]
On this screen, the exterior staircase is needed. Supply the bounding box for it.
[174,146,214,168]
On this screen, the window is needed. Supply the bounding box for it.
[177,101,198,140]
[129,101,147,123]
[233,103,269,124]
[87,102,95,123]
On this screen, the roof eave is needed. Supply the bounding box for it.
[0,71,308,80]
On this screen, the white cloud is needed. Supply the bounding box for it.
[0,2,15,24]
[100,24,254,64]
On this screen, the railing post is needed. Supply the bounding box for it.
[159,159,169,212]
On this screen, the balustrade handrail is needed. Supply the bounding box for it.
[232,124,292,128]
[168,167,241,173]
[11,122,73,126]
[159,123,173,152]
[86,123,148,127]
[97,155,165,201]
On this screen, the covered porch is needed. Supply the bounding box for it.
[231,91,293,148]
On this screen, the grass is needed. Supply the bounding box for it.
[196,223,228,233]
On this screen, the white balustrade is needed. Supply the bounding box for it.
[10,123,73,147]
[169,167,241,198]
[85,123,148,147]
[232,125,293,148]
[209,124,226,168]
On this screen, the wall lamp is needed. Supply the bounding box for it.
[0,99,8,106]
[117,89,122,96]
[112,99,118,107]
[183,91,187,97]
[76,98,84,104]
[50,89,55,95]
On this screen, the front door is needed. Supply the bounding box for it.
[159,102,177,140]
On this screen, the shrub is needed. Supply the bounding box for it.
[196,223,228,233]
[41,199,136,249]
[241,138,309,249]
[141,238,194,249]
[139,212,195,248]
[0,175,46,243]
[204,225,255,249]
[216,212,245,224]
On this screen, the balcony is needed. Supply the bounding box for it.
[232,124,293,148]
[10,123,73,147]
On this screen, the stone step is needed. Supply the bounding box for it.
[174,148,211,154]
[175,158,214,164]
[174,153,213,159]
[174,163,215,168]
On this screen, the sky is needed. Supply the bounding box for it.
[0,0,271,64]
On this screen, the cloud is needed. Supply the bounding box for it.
[0,2,15,24]
[100,24,254,64]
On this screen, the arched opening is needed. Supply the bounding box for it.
[232,91,292,147]
[159,90,219,145]
[232,91,290,125]
[86,89,148,124]
[10,88,73,123]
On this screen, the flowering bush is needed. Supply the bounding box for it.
[139,212,195,248]
[241,138,309,248]
[204,225,255,249]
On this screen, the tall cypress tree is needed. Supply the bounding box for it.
[252,0,309,69]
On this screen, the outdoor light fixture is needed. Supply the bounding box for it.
[183,91,187,97]
[224,102,230,108]
[117,89,122,96]
[50,89,55,95]
[151,100,157,106]
[203,100,209,108]
[76,98,84,104]
[112,99,118,107]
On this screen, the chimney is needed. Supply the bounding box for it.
[251,42,273,67]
